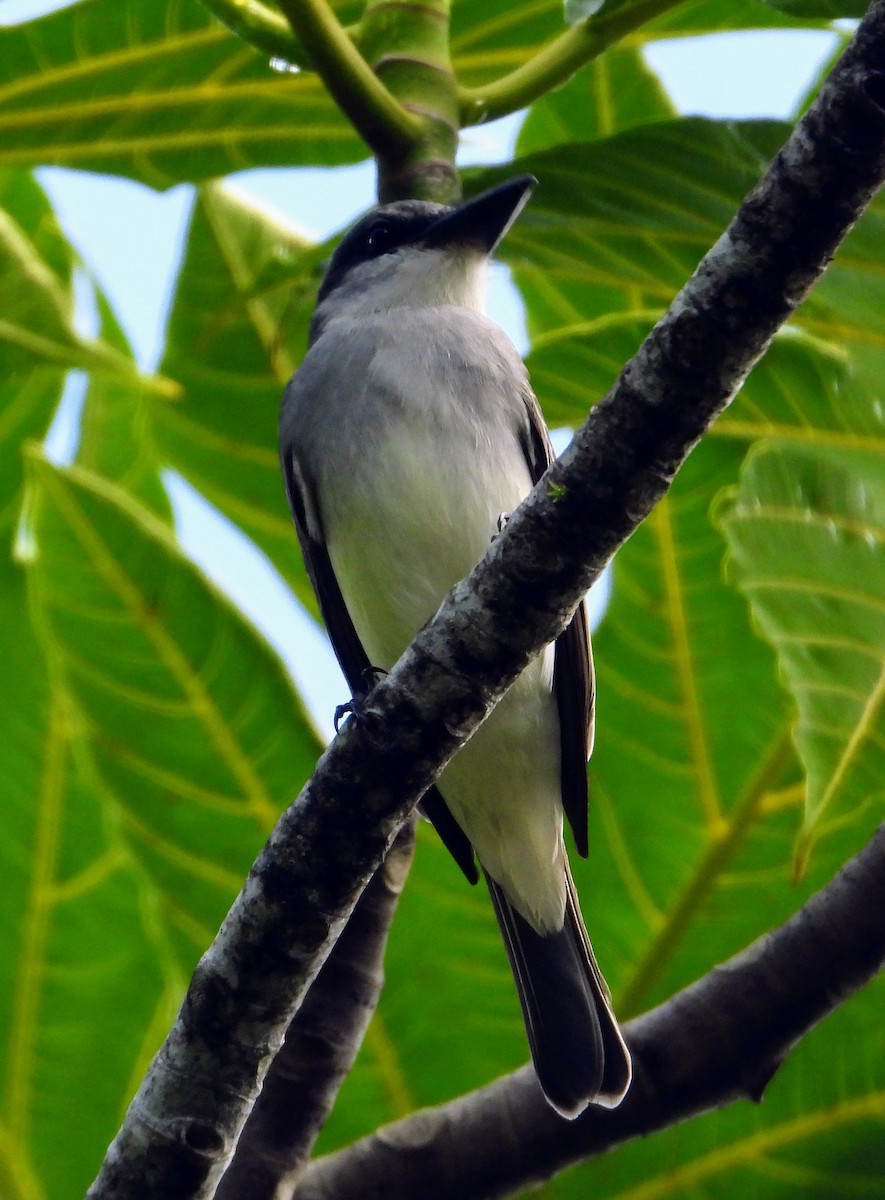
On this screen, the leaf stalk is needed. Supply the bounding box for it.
[277,0,422,157]
[458,0,685,127]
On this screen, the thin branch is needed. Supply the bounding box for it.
[215,819,417,1199]
[293,824,885,1200]
[199,0,309,64]
[458,0,685,127]
[85,8,885,1198]
[276,0,422,155]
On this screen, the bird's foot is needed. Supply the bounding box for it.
[334,667,388,733]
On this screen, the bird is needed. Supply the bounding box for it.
[279,175,631,1117]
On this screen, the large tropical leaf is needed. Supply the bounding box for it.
[525,304,885,858]
[0,0,836,187]
[155,180,321,610]
[516,46,675,152]
[470,117,885,388]
[0,168,137,378]
[1,5,882,1197]
[24,455,322,933]
[0,532,175,1200]
[0,364,64,525]
[526,318,885,447]
[722,442,885,851]
[0,0,366,186]
[471,120,785,336]
[76,289,172,521]
[761,0,866,16]
[450,0,834,90]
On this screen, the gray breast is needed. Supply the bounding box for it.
[283,307,530,488]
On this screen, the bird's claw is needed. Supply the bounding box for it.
[334,666,388,733]
[333,700,356,733]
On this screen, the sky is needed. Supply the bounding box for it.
[3,2,844,736]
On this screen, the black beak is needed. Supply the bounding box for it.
[423,175,536,255]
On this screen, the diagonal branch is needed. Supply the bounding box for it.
[85,7,885,1198]
[214,819,417,1199]
[292,823,885,1200]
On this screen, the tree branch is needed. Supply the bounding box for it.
[86,7,885,1198]
[458,0,685,127]
[214,819,417,1199]
[293,823,885,1200]
[275,0,422,156]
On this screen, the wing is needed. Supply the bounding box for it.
[280,446,373,696]
[280,436,480,884]
[519,386,595,858]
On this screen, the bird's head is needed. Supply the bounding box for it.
[310,176,535,339]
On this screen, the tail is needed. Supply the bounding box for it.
[486,866,632,1118]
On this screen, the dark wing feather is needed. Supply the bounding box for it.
[553,606,593,857]
[280,442,479,884]
[280,448,372,694]
[519,386,594,858]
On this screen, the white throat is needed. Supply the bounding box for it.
[330,246,488,322]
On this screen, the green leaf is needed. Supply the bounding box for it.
[526,307,885,869]
[0,0,838,186]
[0,545,54,1199]
[156,180,322,612]
[0,0,366,186]
[800,199,885,397]
[525,309,885,876]
[0,367,65,528]
[526,318,885,450]
[716,332,885,448]
[25,453,322,936]
[759,0,866,16]
[475,117,885,369]
[450,0,834,92]
[472,119,786,336]
[517,48,674,153]
[0,544,177,1200]
[76,288,172,522]
[0,168,75,285]
[641,0,837,33]
[582,437,799,1016]
[1,400,324,1198]
[0,168,159,380]
[721,442,885,848]
[526,313,653,425]
[0,200,81,370]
